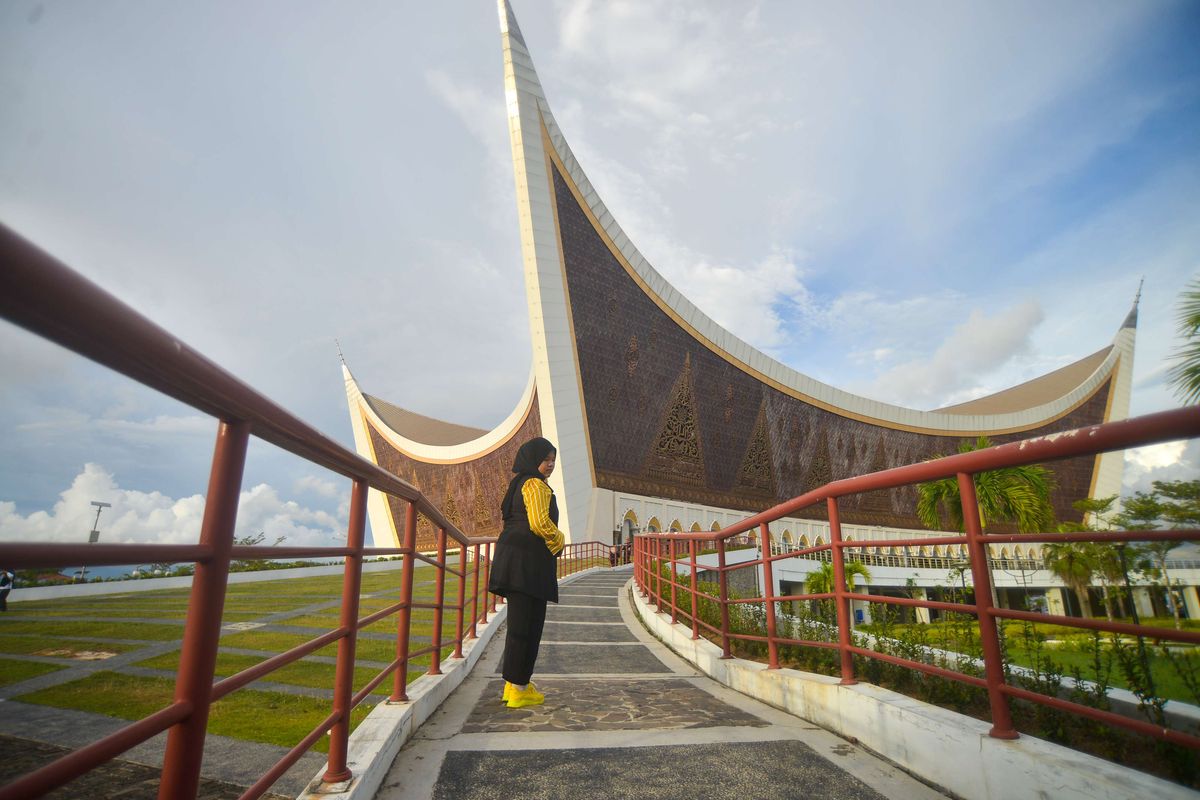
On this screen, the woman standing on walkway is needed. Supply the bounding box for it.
[488,437,565,709]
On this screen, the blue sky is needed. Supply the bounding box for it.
[1,1,1198,547]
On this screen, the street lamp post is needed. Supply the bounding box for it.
[77,500,111,582]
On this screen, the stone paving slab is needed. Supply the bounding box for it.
[542,621,637,642]
[462,678,767,733]
[432,739,889,800]
[544,605,623,623]
[555,592,619,606]
[0,735,289,800]
[533,642,672,674]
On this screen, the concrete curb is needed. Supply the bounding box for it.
[295,567,607,800]
[631,584,1199,800]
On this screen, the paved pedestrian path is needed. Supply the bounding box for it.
[375,569,948,800]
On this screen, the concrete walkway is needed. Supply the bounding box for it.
[375,570,948,800]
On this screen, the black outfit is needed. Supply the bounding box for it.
[488,438,560,686]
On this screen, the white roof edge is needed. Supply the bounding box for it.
[345,364,537,461]
[531,96,1123,433]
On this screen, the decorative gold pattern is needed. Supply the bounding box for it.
[626,335,640,377]
[734,403,775,496]
[474,481,495,535]
[645,353,705,487]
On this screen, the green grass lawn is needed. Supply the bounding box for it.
[14,672,372,752]
[0,559,600,757]
[0,658,65,687]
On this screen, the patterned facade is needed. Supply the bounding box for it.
[550,162,1109,531]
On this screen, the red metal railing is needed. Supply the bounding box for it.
[635,405,1200,752]
[0,223,615,798]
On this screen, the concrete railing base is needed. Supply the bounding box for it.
[631,585,1198,800]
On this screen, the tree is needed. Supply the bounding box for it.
[1166,276,1200,404]
[916,436,1057,533]
[1042,538,1098,619]
[1114,480,1200,629]
[231,531,288,571]
[804,560,871,594]
[1054,496,1124,621]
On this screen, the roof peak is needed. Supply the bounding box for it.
[1122,277,1143,330]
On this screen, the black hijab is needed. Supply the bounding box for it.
[501,437,556,518]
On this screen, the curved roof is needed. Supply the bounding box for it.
[505,0,1133,436]
[935,347,1113,416]
[362,394,487,446]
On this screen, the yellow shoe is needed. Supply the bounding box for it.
[506,683,545,709]
[501,681,513,704]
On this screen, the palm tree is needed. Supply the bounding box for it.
[916,436,1056,533]
[1042,539,1098,618]
[1167,276,1200,404]
[1057,496,1122,621]
[805,560,872,594]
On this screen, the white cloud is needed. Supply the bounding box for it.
[0,464,347,548]
[293,474,343,500]
[1122,439,1200,495]
[862,301,1045,408]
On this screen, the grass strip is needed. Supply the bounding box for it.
[0,659,66,687]
[135,651,383,693]
[14,672,372,753]
[0,636,142,657]
[0,621,182,641]
[219,630,434,666]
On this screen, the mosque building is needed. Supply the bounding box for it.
[341,2,1143,618]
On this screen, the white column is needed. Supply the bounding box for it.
[912,588,931,624]
[1182,584,1200,621]
[1132,587,1155,619]
[1046,588,1067,617]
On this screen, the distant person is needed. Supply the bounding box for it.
[488,437,564,709]
[0,568,13,611]
[608,545,617,567]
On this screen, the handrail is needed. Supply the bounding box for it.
[0,224,617,798]
[636,405,1200,767]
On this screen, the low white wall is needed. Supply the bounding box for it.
[9,560,406,602]
[631,584,1197,800]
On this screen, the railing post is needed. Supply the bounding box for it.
[669,537,679,625]
[638,537,648,597]
[827,497,856,685]
[158,420,249,800]
[958,472,1019,739]
[486,542,497,614]
[391,501,418,702]
[469,544,481,639]
[323,478,368,783]
[689,539,700,640]
[760,523,779,669]
[452,542,467,659]
[428,526,447,676]
[717,537,732,659]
